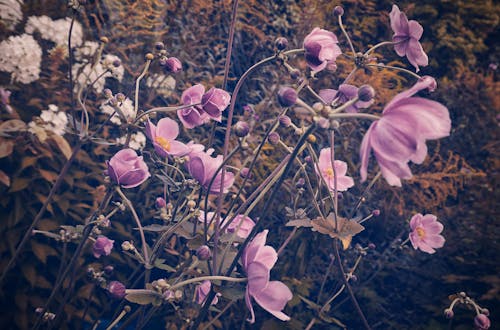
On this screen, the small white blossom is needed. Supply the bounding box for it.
[100,98,135,125]
[25,16,84,47]
[116,132,146,150]
[102,54,124,81]
[0,34,42,84]
[0,0,23,31]
[146,73,176,97]
[28,104,68,137]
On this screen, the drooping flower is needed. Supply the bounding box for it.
[315,148,354,192]
[226,215,255,239]
[201,87,231,121]
[389,5,428,72]
[107,149,151,188]
[303,27,341,72]
[186,151,234,194]
[92,236,114,258]
[242,230,293,323]
[474,313,491,330]
[177,84,208,129]
[193,280,220,305]
[319,84,373,113]
[409,214,445,254]
[145,118,190,157]
[360,76,451,186]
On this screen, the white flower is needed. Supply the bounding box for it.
[25,16,83,47]
[102,54,124,81]
[0,34,42,84]
[29,104,68,136]
[146,73,176,97]
[74,41,100,62]
[100,98,135,125]
[0,0,23,31]
[116,132,146,150]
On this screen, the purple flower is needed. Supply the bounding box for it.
[164,57,182,73]
[409,214,445,254]
[319,84,373,113]
[201,87,231,122]
[474,313,491,330]
[92,236,114,258]
[193,280,220,305]
[303,27,341,72]
[226,215,255,239]
[359,76,451,186]
[107,281,126,299]
[390,5,428,72]
[315,148,355,192]
[242,230,293,323]
[186,151,235,194]
[177,84,209,129]
[145,118,190,157]
[107,149,151,188]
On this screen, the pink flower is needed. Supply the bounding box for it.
[107,281,126,299]
[303,27,341,72]
[409,214,445,254]
[186,151,234,194]
[145,118,190,157]
[164,57,182,73]
[359,76,451,186]
[107,149,151,188]
[390,5,428,72]
[193,280,220,306]
[92,236,114,258]
[201,87,231,122]
[242,230,293,323]
[177,84,209,129]
[315,148,354,192]
[319,84,373,113]
[474,313,491,330]
[226,215,255,239]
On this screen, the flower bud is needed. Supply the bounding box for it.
[234,121,250,137]
[268,132,280,145]
[290,69,300,80]
[240,167,253,179]
[444,309,454,319]
[274,37,288,51]
[159,57,168,66]
[304,155,312,163]
[243,104,255,116]
[277,87,297,107]
[156,197,167,209]
[107,281,126,299]
[154,41,165,50]
[121,241,133,251]
[100,36,109,43]
[104,265,114,275]
[279,115,292,127]
[92,236,114,258]
[333,6,344,16]
[481,308,490,316]
[164,57,182,73]
[103,88,113,99]
[112,59,121,67]
[372,209,380,217]
[368,243,376,250]
[115,92,126,102]
[326,62,338,72]
[358,85,375,102]
[474,313,491,330]
[307,134,316,143]
[145,53,154,61]
[196,245,212,260]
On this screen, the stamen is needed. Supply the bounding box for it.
[155,136,171,151]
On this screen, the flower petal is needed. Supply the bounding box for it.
[157,117,179,140]
[251,281,293,322]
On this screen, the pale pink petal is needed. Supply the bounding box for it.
[168,140,190,157]
[408,20,424,40]
[359,124,374,182]
[247,262,270,296]
[156,117,179,140]
[252,281,293,321]
[144,120,156,141]
[424,234,445,248]
[410,213,423,230]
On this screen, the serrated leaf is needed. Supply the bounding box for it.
[125,289,163,305]
[311,213,364,250]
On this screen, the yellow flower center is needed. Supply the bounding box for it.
[416,227,426,239]
[325,167,334,179]
[155,136,171,151]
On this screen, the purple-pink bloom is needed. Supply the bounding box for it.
[315,148,354,192]
[242,230,293,324]
[303,27,341,72]
[186,151,234,194]
[107,281,126,299]
[177,84,209,129]
[474,313,491,330]
[409,213,445,254]
[359,76,451,186]
[319,84,373,113]
[193,280,220,306]
[107,149,151,188]
[164,57,182,73]
[226,215,255,239]
[92,236,114,258]
[390,5,428,72]
[145,118,190,157]
[201,87,231,122]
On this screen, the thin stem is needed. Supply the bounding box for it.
[366,63,421,80]
[329,112,380,121]
[365,40,401,55]
[338,15,356,56]
[133,103,200,124]
[200,300,236,330]
[134,59,152,117]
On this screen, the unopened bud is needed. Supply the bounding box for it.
[104,265,114,275]
[164,57,182,73]
[372,209,380,217]
[333,6,344,16]
[296,178,305,188]
[112,59,121,67]
[196,245,212,260]
[277,87,297,107]
[279,115,292,127]
[145,53,155,61]
[155,42,165,50]
[290,69,300,80]
[103,88,113,99]
[187,200,196,209]
[444,309,454,319]
[121,241,133,251]
[234,121,250,137]
[474,314,491,329]
[156,197,167,209]
[307,134,316,143]
[107,281,126,299]
[368,243,376,250]
[240,167,253,179]
[115,93,126,102]
[268,132,280,145]
[358,85,375,102]
[100,36,109,43]
[274,37,288,51]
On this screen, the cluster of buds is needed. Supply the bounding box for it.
[58,227,81,243]
[444,292,491,329]
[87,266,106,287]
[151,279,182,302]
[153,41,182,74]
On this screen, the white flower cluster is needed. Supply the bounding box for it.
[0,0,23,31]
[0,34,42,84]
[116,132,146,150]
[146,74,176,97]
[28,104,68,136]
[100,97,135,125]
[25,15,84,49]
[73,41,124,94]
